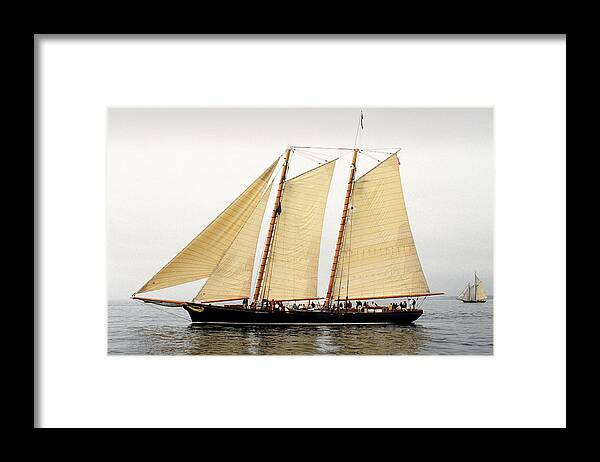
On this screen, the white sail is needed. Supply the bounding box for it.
[261,160,336,301]
[475,276,487,301]
[194,179,274,302]
[458,283,471,301]
[332,154,430,300]
[136,159,278,294]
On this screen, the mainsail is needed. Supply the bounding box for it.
[194,179,274,302]
[136,159,278,294]
[260,160,336,301]
[332,154,430,300]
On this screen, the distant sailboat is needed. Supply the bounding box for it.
[458,272,487,303]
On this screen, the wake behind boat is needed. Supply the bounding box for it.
[132,138,443,325]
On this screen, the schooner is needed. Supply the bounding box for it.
[132,146,443,324]
[458,272,487,303]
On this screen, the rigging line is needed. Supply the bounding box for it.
[135,157,281,294]
[265,150,288,182]
[362,149,401,155]
[262,177,286,303]
[345,195,354,301]
[362,147,403,152]
[294,149,339,160]
[265,203,280,301]
[290,147,363,161]
[294,151,340,165]
[332,216,345,305]
[293,153,321,164]
[333,203,349,304]
[334,200,352,304]
[291,145,340,154]
[141,302,190,321]
[290,146,402,155]
[363,146,400,149]
[293,150,330,164]
[361,151,381,163]
[262,221,275,302]
[196,176,276,301]
[293,148,325,157]
[291,146,361,152]
[335,228,346,303]
[293,148,336,159]
[253,149,290,306]
[353,118,361,149]
[311,150,354,161]
[271,157,287,178]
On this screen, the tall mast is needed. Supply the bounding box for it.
[324,148,359,308]
[252,148,291,306]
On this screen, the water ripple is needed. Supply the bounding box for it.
[108,299,493,355]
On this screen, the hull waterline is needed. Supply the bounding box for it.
[182,303,423,325]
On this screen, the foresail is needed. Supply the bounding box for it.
[194,179,274,302]
[332,154,430,300]
[261,160,336,300]
[136,159,278,294]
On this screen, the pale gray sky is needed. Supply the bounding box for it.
[106,108,493,301]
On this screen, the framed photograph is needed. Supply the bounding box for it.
[35,35,566,428]
[107,107,494,356]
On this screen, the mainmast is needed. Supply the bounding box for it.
[324,148,359,308]
[252,148,292,306]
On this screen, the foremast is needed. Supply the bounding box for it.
[324,148,358,308]
[252,147,292,306]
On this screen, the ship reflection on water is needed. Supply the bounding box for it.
[185,324,426,355]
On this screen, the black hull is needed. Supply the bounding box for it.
[460,300,487,303]
[182,304,422,325]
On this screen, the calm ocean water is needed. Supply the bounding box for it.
[108,298,493,355]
